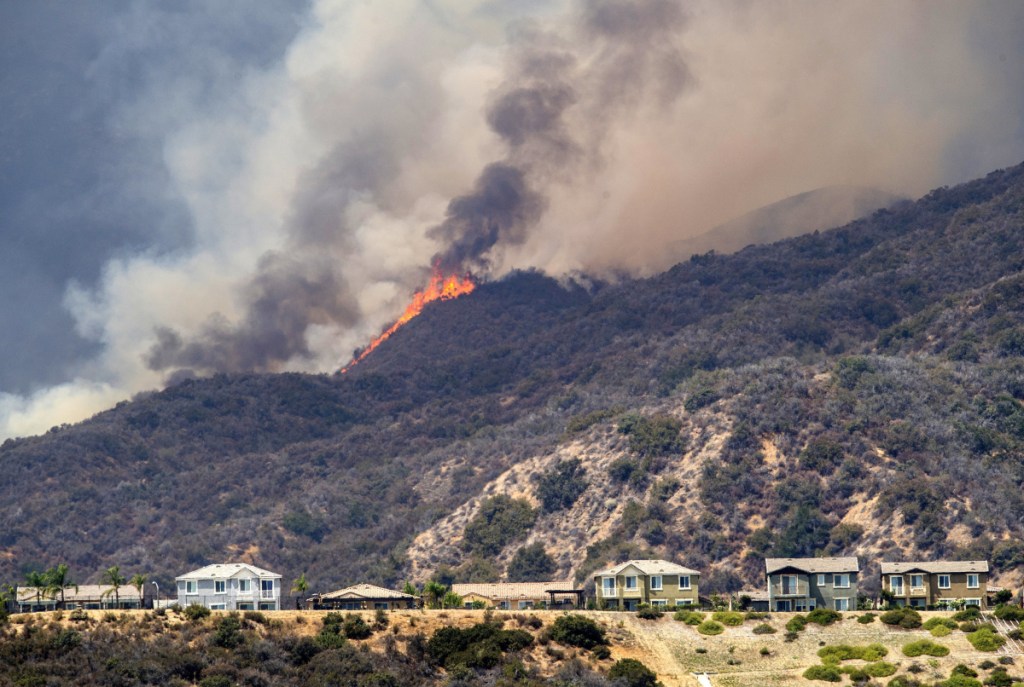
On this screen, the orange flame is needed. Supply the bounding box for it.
[342,270,476,372]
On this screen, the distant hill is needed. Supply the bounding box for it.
[2,162,1024,598]
[668,185,905,260]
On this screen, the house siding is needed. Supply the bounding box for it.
[594,566,700,609]
[884,571,987,608]
[767,570,859,611]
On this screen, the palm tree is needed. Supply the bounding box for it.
[423,580,447,609]
[129,573,147,609]
[102,566,127,609]
[24,570,47,607]
[291,573,308,610]
[45,564,77,610]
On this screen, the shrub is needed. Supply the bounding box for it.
[966,627,1006,651]
[984,668,1014,687]
[608,659,659,687]
[462,495,537,557]
[953,607,982,622]
[923,617,958,631]
[636,605,664,620]
[819,643,888,664]
[711,611,744,626]
[183,604,211,622]
[428,623,534,670]
[857,613,876,624]
[507,542,557,582]
[864,662,898,678]
[592,644,611,660]
[697,621,724,636]
[994,605,1024,622]
[786,615,808,632]
[952,665,979,678]
[535,459,588,513]
[212,614,244,649]
[1007,629,1023,640]
[784,631,799,642]
[744,611,769,620]
[243,610,267,625]
[617,414,685,457]
[673,610,704,625]
[803,665,843,682]
[550,615,607,649]
[890,677,927,687]
[752,623,776,635]
[760,647,771,656]
[931,624,953,637]
[807,608,842,626]
[342,614,373,639]
[880,607,922,629]
[902,640,950,657]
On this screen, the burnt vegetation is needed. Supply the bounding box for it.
[2,162,1024,590]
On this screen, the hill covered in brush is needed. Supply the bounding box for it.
[2,161,1024,596]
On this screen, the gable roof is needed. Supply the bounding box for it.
[879,560,989,575]
[318,583,418,601]
[451,581,578,600]
[176,563,281,581]
[765,557,860,575]
[592,560,700,577]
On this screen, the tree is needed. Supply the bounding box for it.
[507,542,557,582]
[462,495,537,557]
[292,573,309,610]
[423,580,447,609]
[402,581,418,597]
[442,591,463,609]
[24,570,47,607]
[45,564,77,609]
[129,573,147,609]
[535,459,588,513]
[102,565,127,609]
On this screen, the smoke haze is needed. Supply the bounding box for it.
[2,0,1024,438]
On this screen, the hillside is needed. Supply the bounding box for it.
[1,162,1024,595]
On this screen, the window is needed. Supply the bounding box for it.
[650,575,662,591]
[261,579,275,599]
[375,602,389,610]
[186,581,197,594]
[964,598,982,608]
[967,574,979,589]
[625,576,638,590]
[679,576,691,590]
[834,598,850,611]
[817,574,826,586]
[210,603,226,610]
[910,574,924,589]
[215,580,226,594]
[675,599,691,607]
[238,579,251,593]
[775,600,792,612]
[237,603,254,611]
[779,575,799,595]
[518,601,533,610]
[602,577,616,595]
[651,599,668,607]
[833,574,850,589]
[938,575,951,589]
[258,602,275,611]
[890,576,904,594]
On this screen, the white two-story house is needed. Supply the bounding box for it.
[175,563,281,611]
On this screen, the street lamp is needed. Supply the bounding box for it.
[152,581,159,608]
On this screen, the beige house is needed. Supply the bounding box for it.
[16,584,143,612]
[593,560,700,611]
[451,581,582,610]
[309,583,419,610]
[879,560,989,609]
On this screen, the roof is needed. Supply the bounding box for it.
[738,589,769,602]
[175,563,281,581]
[17,585,142,603]
[317,583,418,601]
[765,557,860,575]
[879,560,989,575]
[451,581,578,600]
[592,560,700,577]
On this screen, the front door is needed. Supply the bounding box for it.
[775,599,792,612]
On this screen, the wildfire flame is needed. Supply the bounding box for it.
[342,269,476,372]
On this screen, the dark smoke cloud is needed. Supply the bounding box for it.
[145,253,359,374]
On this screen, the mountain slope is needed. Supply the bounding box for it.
[2,162,1024,595]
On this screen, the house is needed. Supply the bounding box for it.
[309,583,420,610]
[879,560,989,609]
[593,560,700,611]
[175,563,281,611]
[738,589,770,613]
[15,584,143,612]
[451,581,583,610]
[765,557,860,612]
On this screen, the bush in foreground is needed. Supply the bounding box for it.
[550,615,607,650]
[711,611,744,626]
[966,627,1006,652]
[806,608,842,626]
[902,639,950,657]
[819,643,888,664]
[697,621,724,636]
[673,610,704,625]
[608,658,659,687]
[880,607,922,629]
[752,623,776,635]
[803,665,842,682]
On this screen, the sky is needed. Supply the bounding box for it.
[1,0,1024,440]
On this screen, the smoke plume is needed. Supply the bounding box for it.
[3,0,1024,438]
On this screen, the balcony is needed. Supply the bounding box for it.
[771,582,809,597]
[260,589,276,600]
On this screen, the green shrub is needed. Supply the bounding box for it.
[636,605,664,620]
[994,605,1024,622]
[857,612,876,624]
[428,623,534,670]
[931,624,953,637]
[889,676,927,687]
[966,627,1006,651]
[1008,629,1023,640]
[711,611,744,626]
[752,623,776,635]
[819,643,888,664]
[617,414,685,457]
[183,604,211,622]
[550,615,607,649]
[864,662,898,677]
[938,676,981,687]
[807,608,842,626]
[953,608,982,622]
[902,639,950,657]
[803,665,843,682]
[984,668,1014,687]
[212,614,244,649]
[243,610,268,625]
[608,658,659,687]
[534,459,588,513]
[786,614,808,632]
[462,495,537,557]
[697,621,724,636]
[673,610,704,625]
[952,665,979,678]
[342,614,372,639]
[923,617,958,631]
[592,644,611,660]
[880,607,922,629]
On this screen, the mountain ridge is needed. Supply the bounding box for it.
[2,161,1024,596]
